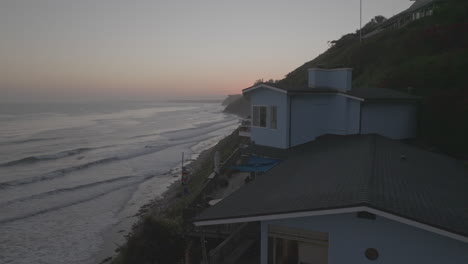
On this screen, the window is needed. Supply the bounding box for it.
[268,226,328,264]
[260,107,267,127]
[270,106,277,129]
[253,106,267,128]
[253,105,278,129]
[253,106,260,127]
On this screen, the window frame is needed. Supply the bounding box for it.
[252,105,268,128]
[270,106,278,130]
[252,105,279,130]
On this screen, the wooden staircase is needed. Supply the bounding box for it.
[208,222,259,264]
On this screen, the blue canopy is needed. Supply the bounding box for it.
[229,155,281,172]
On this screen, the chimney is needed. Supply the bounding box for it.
[308,68,352,92]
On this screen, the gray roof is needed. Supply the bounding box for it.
[244,83,419,101]
[246,82,340,94]
[195,134,468,238]
[347,87,420,101]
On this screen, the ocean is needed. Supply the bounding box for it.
[0,101,238,264]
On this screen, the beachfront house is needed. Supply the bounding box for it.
[242,67,419,149]
[194,134,468,264]
[364,0,444,38]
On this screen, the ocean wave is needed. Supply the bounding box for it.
[0,173,160,224]
[129,132,161,139]
[166,121,238,141]
[0,120,236,189]
[158,118,236,137]
[0,175,135,207]
[0,157,118,188]
[0,145,170,189]
[0,137,60,146]
[125,117,236,143]
[0,180,135,225]
[0,148,93,167]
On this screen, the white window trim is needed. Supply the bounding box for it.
[252,105,269,128]
[251,105,279,130]
[194,206,468,243]
[243,84,287,95]
[269,106,278,130]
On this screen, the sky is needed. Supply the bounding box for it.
[1,0,412,102]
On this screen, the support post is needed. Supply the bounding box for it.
[185,239,193,264]
[201,230,209,264]
[260,222,268,264]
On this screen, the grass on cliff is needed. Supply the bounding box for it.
[113,216,185,264]
[277,0,468,157]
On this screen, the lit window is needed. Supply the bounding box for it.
[270,106,277,129]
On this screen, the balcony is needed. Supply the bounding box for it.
[239,119,251,137]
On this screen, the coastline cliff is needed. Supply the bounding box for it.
[222,95,250,118]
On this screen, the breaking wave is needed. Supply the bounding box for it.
[0,175,135,207]
[13,137,60,144]
[161,119,238,141]
[129,118,234,140]
[0,148,93,167]
[0,144,170,189]
[0,173,160,224]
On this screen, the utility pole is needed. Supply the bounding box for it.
[181,152,185,184]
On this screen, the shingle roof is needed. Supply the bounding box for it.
[195,134,468,239]
[243,84,419,101]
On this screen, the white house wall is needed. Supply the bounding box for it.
[290,94,330,146]
[328,95,361,135]
[260,213,468,264]
[361,102,417,139]
[346,99,361,134]
[290,95,360,147]
[308,69,352,92]
[249,88,289,149]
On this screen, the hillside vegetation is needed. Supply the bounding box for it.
[223,96,250,117]
[275,0,468,156]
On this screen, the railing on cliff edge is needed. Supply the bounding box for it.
[182,146,242,224]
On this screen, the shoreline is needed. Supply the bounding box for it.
[95,136,230,264]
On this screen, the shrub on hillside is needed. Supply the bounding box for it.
[116,216,185,264]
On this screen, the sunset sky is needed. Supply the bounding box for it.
[1,0,412,102]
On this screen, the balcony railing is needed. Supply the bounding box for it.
[239,119,251,137]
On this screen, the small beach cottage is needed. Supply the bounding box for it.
[242,68,419,149]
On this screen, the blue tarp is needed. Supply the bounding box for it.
[229,155,281,172]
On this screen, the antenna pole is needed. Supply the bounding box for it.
[360,0,362,43]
